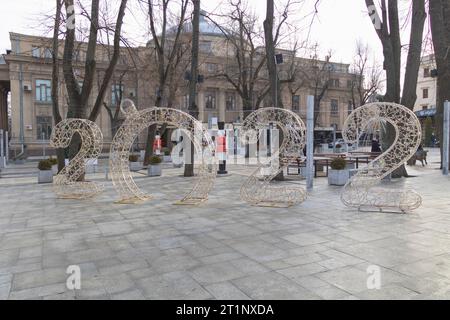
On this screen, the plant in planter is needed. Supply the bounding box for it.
[49,157,58,175]
[38,159,53,184]
[129,154,142,172]
[328,157,349,186]
[163,149,172,163]
[148,155,162,177]
[334,143,343,153]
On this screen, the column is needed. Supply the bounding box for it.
[198,90,205,123]
[218,89,226,123]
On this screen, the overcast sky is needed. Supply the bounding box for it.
[0,0,417,68]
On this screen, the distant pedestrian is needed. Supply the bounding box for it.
[371,139,381,153]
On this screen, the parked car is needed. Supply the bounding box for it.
[329,139,352,148]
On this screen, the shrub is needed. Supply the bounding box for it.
[129,154,139,162]
[164,149,171,156]
[330,157,346,170]
[38,159,53,171]
[48,157,58,165]
[335,144,342,149]
[149,155,162,165]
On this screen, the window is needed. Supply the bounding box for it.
[424,68,430,78]
[35,79,52,102]
[292,95,300,111]
[112,84,124,106]
[422,105,428,110]
[423,88,429,99]
[329,79,340,88]
[128,88,137,99]
[347,100,353,115]
[205,91,216,109]
[37,116,52,140]
[182,95,189,109]
[226,92,236,110]
[347,80,353,88]
[206,63,218,74]
[43,48,52,59]
[330,99,339,116]
[199,41,212,53]
[32,47,40,58]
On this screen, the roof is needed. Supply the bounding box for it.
[178,10,226,36]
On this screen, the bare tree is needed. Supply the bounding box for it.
[350,42,384,107]
[102,70,127,138]
[62,0,128,159]
[142,0,190,166]
[206,0,269,119]
[429,0,450,169]
[365,0,426,177]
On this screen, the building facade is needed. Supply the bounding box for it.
[414,54,437,113]
[1,17,359,154]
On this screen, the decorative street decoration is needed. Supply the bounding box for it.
[110,102,217,205]
[341,102,422,213]
[240,107,307,207]
[50,119,104,199]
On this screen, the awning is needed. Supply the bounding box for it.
[415,108,436,118]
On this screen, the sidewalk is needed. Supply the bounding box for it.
[0,148,449,300]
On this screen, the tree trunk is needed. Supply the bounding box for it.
[401,0,426,109]
[263,0,282,108]
[366,0,425,178]
[184,0,200,177]
[51,0,65,172]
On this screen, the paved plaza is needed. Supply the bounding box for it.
[0,149,450,300]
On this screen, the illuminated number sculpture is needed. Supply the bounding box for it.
[110,102,217,205]
[240,108,307,207]
[50,119,104,199]
[341,102,422,213]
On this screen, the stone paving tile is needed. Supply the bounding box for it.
[204,282,250,300]
[190,262,247,284]
[355,285,420,300]
[225,240,289,262]
[136,271,213,300]
[112,289,146,300]
[12,268,67,291]
[276,263,328,278]
[232,272,320,300]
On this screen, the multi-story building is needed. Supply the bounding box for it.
[1,14,359,154]
[414,54,437,113]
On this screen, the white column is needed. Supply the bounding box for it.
[443,100,449,175]
[0,129,4,168]
[5,130,8,165]
[306,95,314,191]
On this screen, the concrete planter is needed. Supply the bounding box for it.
[38,170,53,184]
[148,164,162,177]
[129,161,143,172]
[52,165,58,175]
[328,169,349,186]
[163,155,172,163]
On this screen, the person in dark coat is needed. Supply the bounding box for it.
[371,139,382,153]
